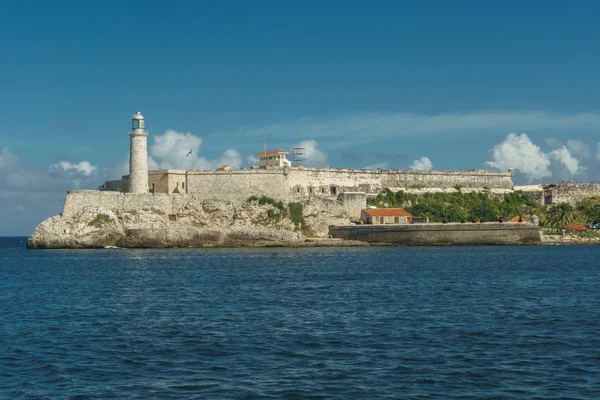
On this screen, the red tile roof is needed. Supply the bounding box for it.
[256,149,289,155]
[362,208,412,217]
[508,216,528,222]
[217,165,230,170]
[568,224,588,231]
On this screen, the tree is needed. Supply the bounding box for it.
[547,203,574,238]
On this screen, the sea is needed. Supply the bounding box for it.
[1,237,599,399]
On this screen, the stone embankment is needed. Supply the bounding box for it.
[541,234,600,244]
[27,191,356,249]
[329,223,542,245]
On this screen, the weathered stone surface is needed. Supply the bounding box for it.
[27,191,352,249]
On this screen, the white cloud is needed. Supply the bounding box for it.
[486,133,551,180]
[0,146,103,235]
[566,139,590,159]
[486,133,584,181]
[549,146,582,175]
[195,148,242,170]
[52,160,97,176]
[150,130,203,170]
[246,154,259,166]
[409,157,433,171]
[0,146,18,168]
[297,140,328,167]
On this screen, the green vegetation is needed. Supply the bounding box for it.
[302,228,316,238]
[287,202,314,236]
[288,202,305,226]
[88,213,112,227]
[367,189,541,223]
[247,195,285,211]
[577,197,600,225]
[547,203,574,237]
[407,183,426,189]
[266,208,282,219]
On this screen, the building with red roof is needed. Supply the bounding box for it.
[361,208,412,225]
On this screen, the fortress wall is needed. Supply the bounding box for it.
[62,191,177,217]
[288,168,513,195]
[381,170,514,189]
[186,169,291,204]
[287,168,383,197]
[63,191,125,217]
[99,167,514,205]
[183,167,514,204]
[550,184,600,205]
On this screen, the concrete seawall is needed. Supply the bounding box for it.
[329,223,541,245]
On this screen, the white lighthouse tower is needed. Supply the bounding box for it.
[129,111,149,193]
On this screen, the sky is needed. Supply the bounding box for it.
[1,1,600,235]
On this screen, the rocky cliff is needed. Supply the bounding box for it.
[27,191,354,249]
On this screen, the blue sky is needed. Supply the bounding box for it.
[1,1,600,235]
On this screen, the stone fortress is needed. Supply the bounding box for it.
[25,111,599,248]
[102,112,516,208]
[96,111,600,208]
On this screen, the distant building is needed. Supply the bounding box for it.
[217,165,231,171]
[361,208,412,225]
[257,150,291,168]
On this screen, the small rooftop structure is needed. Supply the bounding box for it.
[361,208,412,225]
[256,149,291,168]
[217,165,230,171]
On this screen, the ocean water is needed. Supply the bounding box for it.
[1,238,599,399]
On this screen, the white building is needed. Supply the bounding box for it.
[257,150,291,168]
[129,111,149,193]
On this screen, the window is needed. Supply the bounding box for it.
[182,182,185,189]
[297,187,300,193]
[309,187,313,194]
[330,186,337,195]
[394,216,399,223]
[380,216,384,224]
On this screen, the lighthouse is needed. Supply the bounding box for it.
[129,111,149,193]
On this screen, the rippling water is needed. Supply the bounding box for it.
[1,238,600,399]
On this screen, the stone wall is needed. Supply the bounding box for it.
[337,192,367,220]
[513,185,546,205]
[329,222,541,245]
[548,183,600,205]
[184,167,513,205]
[187,169,291,204]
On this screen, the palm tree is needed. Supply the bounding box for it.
[547,203,574,238]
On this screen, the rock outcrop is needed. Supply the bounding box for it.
[27,191,354,249]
